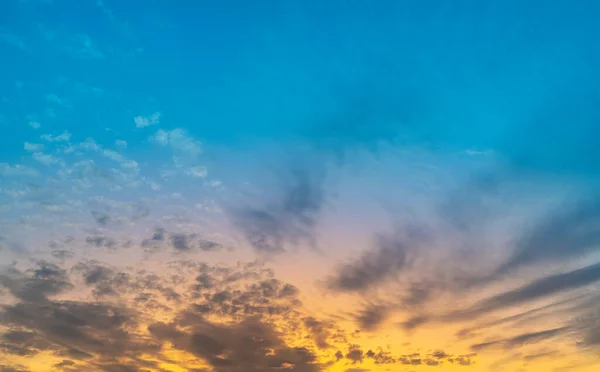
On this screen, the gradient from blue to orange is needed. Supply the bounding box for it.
[1,1,600,371]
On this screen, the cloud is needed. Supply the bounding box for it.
[45,94,72,108]
[133,112,161,128]
[0,163,39,177]
[456,295,580,339]
[327,227,427,293]
[141,228,224,253]
[470,327,569,351]
[229,167,325,253]
[85,235,117,249]
[23,142,44,152]
[496,197,600,275]
[0,365,31,372]
[447,262,600,322]
[0,257,480,370]
[354,304,389,331]
[400,262,600,332]
[41,131,71,142]
[151,128,202,159]
[303,317,338,349]
[90,211,111,226]
[187,166,208,178]
[150,316,320,372]
[0,262,73,303]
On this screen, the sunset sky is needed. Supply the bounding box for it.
[1,1,600,371]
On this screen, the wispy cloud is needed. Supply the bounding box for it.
[41,131,71,142]
[133,112,161,128]
[228,166,325,253]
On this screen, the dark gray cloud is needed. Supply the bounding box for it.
[456,295,581,339]
[186,276,302,319]
[303,316,346,350]
[72,260,182,305]
[229,167,325,253]
[401,262,600,332]
[149,316,320,372]
[354,305,389,331]
[449,262,600,322]
[365,349,395,364]
[339,347,474,367]
[470,327,569,351]
[0,261,169,369]
[344,344,364,364]
[0,259,477,370]
[496,197,600,275]
[324,174,600,336]
[0,262,73,303]
[90,210,111,226]
[51,249,75,260]
[53,360,75,369]
[583,325,600,347]
[327,228,426,293]
[141,228,223,253]
[85,235,117,249]
[1,299,159,358]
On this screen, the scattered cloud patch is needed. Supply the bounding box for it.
[41,131,71,142]
[133,112,161,128]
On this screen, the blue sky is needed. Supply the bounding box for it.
[1,1,600,372]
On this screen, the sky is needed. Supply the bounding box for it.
[1,1,600,371]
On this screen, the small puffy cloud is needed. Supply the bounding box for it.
[187,166,207,178]
[470,327,568,351]
[28,121,40,129]
[115,140,127,148]
[78,137,100,151]
[134,112,161,128]
[41,131,71,142]
[23,142,44,152]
